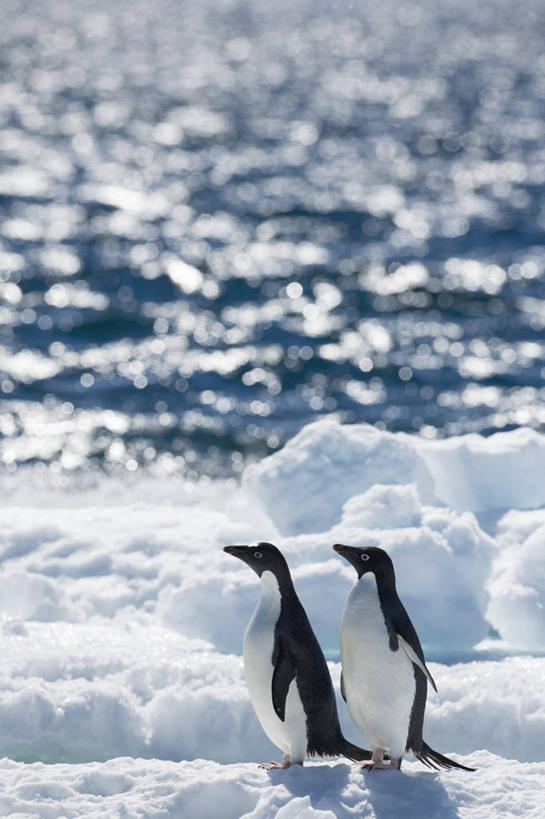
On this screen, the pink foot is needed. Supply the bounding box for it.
[259,754,295,770]
[361,751,401,771]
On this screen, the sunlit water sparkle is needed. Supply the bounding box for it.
[1,0,545,483]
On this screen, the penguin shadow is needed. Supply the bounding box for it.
[363,767,461,819]
[264,762,352,810]
[264,763,461,819]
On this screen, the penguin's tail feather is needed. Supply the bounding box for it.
[338,738,372,762]
[416,742,475,772]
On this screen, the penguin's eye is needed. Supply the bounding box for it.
[360,553,370,561]
[254,551,263,559]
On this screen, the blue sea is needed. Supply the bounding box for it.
[1,0,545,483]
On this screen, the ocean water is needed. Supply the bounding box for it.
[1,0,545,483]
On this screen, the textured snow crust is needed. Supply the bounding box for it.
[0,753,542,819]
[1,421,545,816]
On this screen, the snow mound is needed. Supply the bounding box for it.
[0,620,266,764]
[181,488,495,653]
[486,509,545,650]
[424,657,545,764]
[246,419,545,534]
[0,619,543,766]
[243,420,545,651]
[0,753,541,819]
[243,419,422,535]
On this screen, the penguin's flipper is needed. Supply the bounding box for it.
[340,671,347,702]
[382,594,437,691]
[271,642,296,721]
[397,633,438,692]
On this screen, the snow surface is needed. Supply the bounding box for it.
[1,420,545,816]
[0,753,542,819]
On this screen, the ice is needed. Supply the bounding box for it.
[423,657,545,764]
[245,419,545,650]
[417,427,545,513]
[486,510,545,650]
[0,753,542,818]
[243,419,421,536]
[1,420,545,814]
[339,483,422,529]
[199,488,495,653]
[247,419,545,535]
[0,617,543,767]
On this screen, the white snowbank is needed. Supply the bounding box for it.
[165,488,494,652]
[486,509,545,650]
[243,420,422,535]
[243,419,545,651]
[245,419,545,532]
[0,752,541,819]
[0,619,543,766]
[1,420,545,816]
[423,657,545,764]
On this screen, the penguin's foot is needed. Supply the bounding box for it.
[361,750,401,771]
[365,759,401,771]
[259,753,299,770]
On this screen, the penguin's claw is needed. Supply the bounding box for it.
[259,754,295,770]
[361,761,399,771]
[360,751,401,771]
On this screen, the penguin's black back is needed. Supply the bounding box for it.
[274,592,343,757]
[405,664,427,752]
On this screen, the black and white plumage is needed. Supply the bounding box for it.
[224,542,372,769]
[334,544,475,772]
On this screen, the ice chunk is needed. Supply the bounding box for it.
[0,573,75,622]
[287,493,495,652]
[243,419,424,535]
[486,511,545,649]
[340,484,422,529]
[417,426,545,513]
[245,420,545,535]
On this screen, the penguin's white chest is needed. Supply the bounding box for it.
[340,575,415,759]
[243,571,307,761]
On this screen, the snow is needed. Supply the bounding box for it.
[243,420,421,536]
[0,621,543,768]
[1,420,545,816]
[486,509,545,650]
[0,753,542,819]
[245,420,545,532]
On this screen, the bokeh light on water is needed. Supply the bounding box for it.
[1,0,545,482]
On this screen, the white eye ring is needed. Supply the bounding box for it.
[254,551,263,559]
[360,553,370,561]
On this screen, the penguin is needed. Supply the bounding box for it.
[333,544,475,772]
[224,542,372,769]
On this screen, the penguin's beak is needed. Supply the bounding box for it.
[333,543,363,573]
[223,544,250,560]
[333,543,352,557]
[223,544,259,572]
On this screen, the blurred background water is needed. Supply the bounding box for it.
[1,0,545,485]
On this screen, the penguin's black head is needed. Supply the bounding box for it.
[333,544,395,582]
[223,542,289,578]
